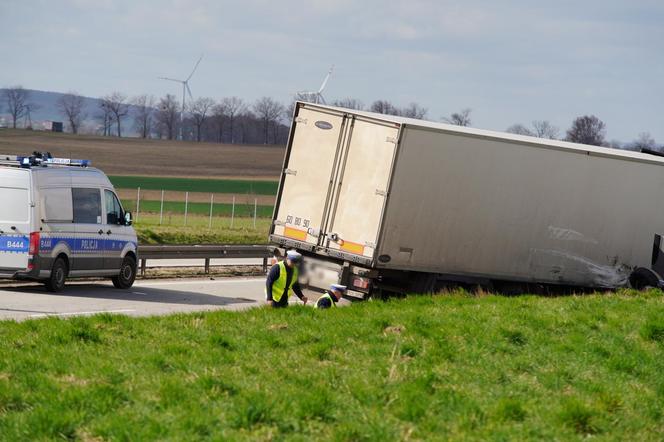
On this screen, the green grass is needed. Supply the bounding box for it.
[123,199,274,218]
[110,176,279,195]
[1,291,663,440]
[133,214,271,245]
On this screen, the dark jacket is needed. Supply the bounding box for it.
[265,262,304,307]
[315,291,338,309]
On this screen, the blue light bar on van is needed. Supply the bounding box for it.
[42,157,91,167]
[1,154,91,168]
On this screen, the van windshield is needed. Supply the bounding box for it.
[0,187,29,224]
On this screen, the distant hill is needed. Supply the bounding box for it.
[0,89,140,135]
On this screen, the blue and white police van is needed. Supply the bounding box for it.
[0,152,138,291]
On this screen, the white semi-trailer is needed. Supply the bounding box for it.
[269,102,664,297]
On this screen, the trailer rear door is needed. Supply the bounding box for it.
[0,169,31,273]
[323,117,400,259]
[272,107,348,248]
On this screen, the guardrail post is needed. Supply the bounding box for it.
[141,258,147,276]
[204,258,210,274]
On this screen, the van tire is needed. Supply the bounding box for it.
[112,255,136,289]
[45,257,67,292]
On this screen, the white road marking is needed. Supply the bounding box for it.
[29,309,136,318]
[132,292,147,295]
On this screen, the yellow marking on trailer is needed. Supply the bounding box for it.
[341,240,365,255]
[284,227,308,241]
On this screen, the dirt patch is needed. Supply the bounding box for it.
[384,325,406,334]
[0,129,283,178]
[269,323,288,331]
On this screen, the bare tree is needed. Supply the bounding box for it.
[220,97,247,143]
[443,108,472,126]
[103,92,129,137]
[565,115,606,146]
[253,97,285,144]
[400,103,428,119]
[3,86,30,129]
[506,124,534,136]
[132,94,155,139]
[157,94,179,140]
[96,98,113,136]
[631,132,657,151]
[189,97,215,142]
[532,120,559,139]
[370,100,400,116]
[332,98,364,110]
[57,92,86,134]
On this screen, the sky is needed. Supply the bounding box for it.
[1,0,662,142]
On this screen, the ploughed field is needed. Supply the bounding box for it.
[0,291,662,440]
[0,129,283,178]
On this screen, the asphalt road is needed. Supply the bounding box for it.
[0,277,298,321]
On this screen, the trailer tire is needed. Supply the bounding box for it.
[45,257,68,292]
[628,268,661,290]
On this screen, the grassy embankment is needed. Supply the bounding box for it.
[133,215,272,245]
[1,291,663,440]
[110,176,279,245]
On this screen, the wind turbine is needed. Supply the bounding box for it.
[296,65,334,104]
[159,54,203,140]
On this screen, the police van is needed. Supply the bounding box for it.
[0,152,138,292]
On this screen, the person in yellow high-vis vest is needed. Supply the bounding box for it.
[265,250,308,308]
[315,284,346,309]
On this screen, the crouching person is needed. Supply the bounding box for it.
[315,284,346,309]
[265,250,308,308]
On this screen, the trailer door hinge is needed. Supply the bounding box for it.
[273,220,285,226]
[365,241,377,248]
[386,136,397,144]
[375,189,387,197]
[284,168,297,176]
[295,117,308,124]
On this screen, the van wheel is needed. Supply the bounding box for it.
[45,258,67,292]
[112,256,136,289]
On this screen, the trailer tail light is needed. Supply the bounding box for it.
[352,276,371,291]
[29,232,40,256]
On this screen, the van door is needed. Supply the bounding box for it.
[71,187,104,273]
[271,106,349,249]
[0,169,31,273]
[103,189,130,272]
[323,117,400,260]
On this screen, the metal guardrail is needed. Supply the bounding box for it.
[138,245,277,276]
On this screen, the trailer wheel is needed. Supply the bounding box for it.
[628,268,661,290]
[45,257,68,292]
[112,255,137,289]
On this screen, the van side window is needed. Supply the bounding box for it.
[104,190,123,225]
[72,188,101,224]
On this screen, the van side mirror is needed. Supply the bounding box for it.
[124,212,133,226]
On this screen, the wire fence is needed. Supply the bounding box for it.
[121,187,274,228]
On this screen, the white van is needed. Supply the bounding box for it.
[0,153,138,291]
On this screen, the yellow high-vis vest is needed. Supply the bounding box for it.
[268,261,299,303]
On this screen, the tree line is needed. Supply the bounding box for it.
[2,85,661,151]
